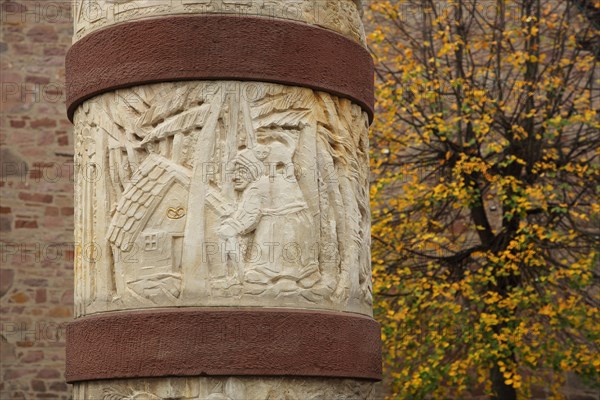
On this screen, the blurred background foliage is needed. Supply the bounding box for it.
[367,1,600,398]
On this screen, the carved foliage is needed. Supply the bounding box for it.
[73,0,365,45]
[82,377,375,400]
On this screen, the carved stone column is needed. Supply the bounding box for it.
[66,1,380,399]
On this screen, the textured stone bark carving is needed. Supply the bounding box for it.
[76,377,376,400]
[73,81,372,317]
[73,0,365,45]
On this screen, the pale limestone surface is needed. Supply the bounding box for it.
[72,0,366,45]
[75,376,377,399]
[73,81,373,317]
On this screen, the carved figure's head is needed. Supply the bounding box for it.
[257,129,300,180]
[253,144,271,161]
[231,149,263,191]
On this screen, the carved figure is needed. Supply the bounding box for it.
[218,130,320,296]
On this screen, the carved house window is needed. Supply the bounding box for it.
[144,233,158,251]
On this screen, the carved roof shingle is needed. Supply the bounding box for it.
[107,154,191,251]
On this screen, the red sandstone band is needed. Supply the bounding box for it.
[65,15,375,122]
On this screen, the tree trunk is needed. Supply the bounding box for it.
[491,364,517,400]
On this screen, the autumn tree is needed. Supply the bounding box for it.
[367,1,599,398]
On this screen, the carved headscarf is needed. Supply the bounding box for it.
[232,148,264,181]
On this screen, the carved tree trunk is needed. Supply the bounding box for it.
[67,1,380,399]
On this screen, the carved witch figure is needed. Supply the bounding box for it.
[218,129,320,296]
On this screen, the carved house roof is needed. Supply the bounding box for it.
[107,154,191,251]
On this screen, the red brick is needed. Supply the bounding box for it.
[21,351,44,363]
[31,379,46,392]
[44,207,59,216]
[64,249,74,261]
[30,118,56,129]
[60,207,73,216]
[18,192,53,203]
[0,216,12,232]
[57,136,68,146]
[13,43,33,55]
[43,86,63,97]
[0,207,10,214]
[43,47,66,56]
[47,307,71,318]
[41,217,63,228]
[15,220,38,229]
[0,269,15,297]
[29,169,42,180]
[10,120,26,128]
[35,289,48,303]
[35,369,60,379]
[26,26,58,43]
[48,382,68,392]
[25,76,50,85]
[3,368,36,380]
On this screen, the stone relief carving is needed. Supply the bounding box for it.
[75,377,376,400]
[73,0,365,46]
[73,81,371,316]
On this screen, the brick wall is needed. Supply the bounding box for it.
[1,1,74,399]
